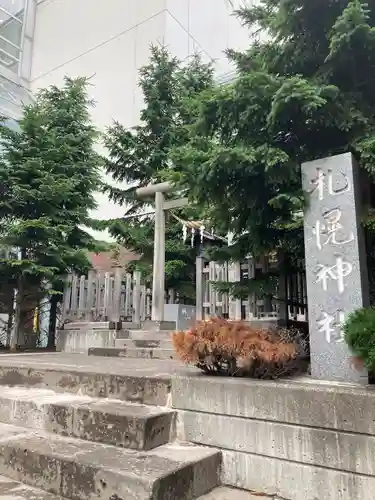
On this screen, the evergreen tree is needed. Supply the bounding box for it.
[102,46,214,299]
[0,77,103,346]
[171,0,375,300]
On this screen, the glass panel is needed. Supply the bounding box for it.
[0,74,31,117]
[0,38,20,60]
[0,94,20,116]
[0,49,18,72]
[0,1,25,19]
[0,5,23,73]
[0,13,22,48]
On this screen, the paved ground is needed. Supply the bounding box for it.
[0,352,195,378]
[0,353,363,393]
[0,476,272,500]
[199,487,278,499]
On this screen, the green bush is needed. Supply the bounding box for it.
[343,308,375,371]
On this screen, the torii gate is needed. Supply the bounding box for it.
[136,182,188,324]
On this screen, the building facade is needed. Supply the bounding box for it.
[0,0,251,226]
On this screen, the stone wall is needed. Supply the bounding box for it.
[56,322,116,353]
[172,374,375,500]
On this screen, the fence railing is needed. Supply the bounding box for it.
[199,257,307,323]
[62,269,177,324]
[62,258,308,325]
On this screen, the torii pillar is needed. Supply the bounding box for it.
[136,182,188,325]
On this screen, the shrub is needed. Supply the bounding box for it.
[172,318,308,379]
[343,307,375,371]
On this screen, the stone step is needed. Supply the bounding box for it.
[0,386,174,450]
[199,487,276,499]
[63,322,140,332]
[0,423,221,500]
[142,320,176,331]
[115,338,173,349]
[121,329,173,341]
[0,474,66,500]
[0,354,173,405]
[89,347,176,360]
[63,322,117,331]
[121,322,141,329]
[115,330,131,339]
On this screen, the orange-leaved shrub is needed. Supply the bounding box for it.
[172,318,308,379]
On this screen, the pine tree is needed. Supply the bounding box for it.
[171,0,375,300]
[102,46,214,299]
[0,77,103,347]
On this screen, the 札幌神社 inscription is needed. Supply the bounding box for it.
[302,153,370,383]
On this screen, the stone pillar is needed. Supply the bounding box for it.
[140,285,146,321]
[78,275,86,319]
[168,289,175,304]
[103,272,111,320]
[277,252,288,324]
[133,269,142,325]
[86,270,95,321]
[125,273,132,320]
[196,255,204,321]
[62,274,72,322]
[232,262,242,321]
[70,274,78,319]
[228,263,235,320]
[95,273,102,319]
[112,266,123,322]
[208,261,216,317]
[152,191,165,322]
[302,152,370,383]
[222,262,229,316]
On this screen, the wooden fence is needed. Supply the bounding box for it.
[62,257,308,326]
[199,256,307,323]
[62,269,177,324]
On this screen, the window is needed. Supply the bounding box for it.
[0,0,26,73]
[0,0,25,19]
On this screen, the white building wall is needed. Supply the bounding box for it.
[30,0,250,234]
[165,0,249,75]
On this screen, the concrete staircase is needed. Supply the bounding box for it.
[0,356,221,499]
[89,321,176,360]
